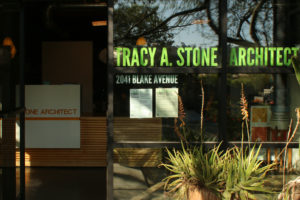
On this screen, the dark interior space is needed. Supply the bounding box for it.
[22,3,107,199]
[23,2,108,115]
[21,167,106,200]
[1,2,108,200]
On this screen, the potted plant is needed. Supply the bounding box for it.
[276,55,300,200]
[161,143,276,200]
[161,84,276,200]
[160,144,223,200]
[221,145,275,200]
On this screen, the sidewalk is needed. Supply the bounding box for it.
[113,163,171,200]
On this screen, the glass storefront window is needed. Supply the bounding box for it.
[112,0,221,144]
[112,1,221,199]
[111,1,300,199]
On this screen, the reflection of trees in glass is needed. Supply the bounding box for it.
[114,0,274,47]
[227,0,273,46]
[205,0,273,46]
[114,0,213,46]
[114,3,174,46]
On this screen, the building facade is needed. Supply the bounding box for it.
[1,0,300,199]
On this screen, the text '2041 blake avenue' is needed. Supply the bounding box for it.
[116,74,178,85]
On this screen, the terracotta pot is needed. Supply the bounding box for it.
[278,179,300,200]
[293,186,300,200]
[188,186,220,200]
[294,193,300,200]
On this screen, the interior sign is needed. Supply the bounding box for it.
[26,108,78,116]
[115,47,300,67]
[116,74,178,85]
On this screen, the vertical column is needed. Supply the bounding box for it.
[1,119,16,200]
[271,0,290,139]
[0,51,16,199]
[19,5,26,200]
[218,0,228,144]
[0,44,16,200]
[106,0,114,200]
[288,0,300,44]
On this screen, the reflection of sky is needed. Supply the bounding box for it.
[114,0,218,47]
[114,0,273,47]
[173,25,217,47]
[157,2,217,47]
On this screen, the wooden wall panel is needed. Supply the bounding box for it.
[114,148,162,167]
[16,117,107,167]
[10,117,162,167]
[113,118,162,167]
[114,118,162,141]
[42,42,93,114]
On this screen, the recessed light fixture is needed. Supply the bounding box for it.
[92,20,107,26]
[136,36,147,46]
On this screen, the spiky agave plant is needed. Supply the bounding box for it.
[161,144,224,200]
[221,145,276,200]
[214,84,277,200]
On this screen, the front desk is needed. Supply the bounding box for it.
[8,85,163,167]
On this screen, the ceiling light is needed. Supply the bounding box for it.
[92,20,107,26]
